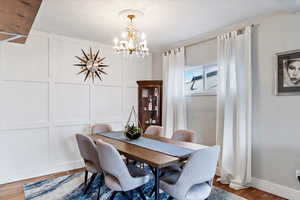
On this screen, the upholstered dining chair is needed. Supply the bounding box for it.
[75,134,103,198]
[91,123,112,135]
[95,139,151,200]
[160,146,220,200]
[172,129,197,143]
[144,125,164,137]
[161,129,197,173]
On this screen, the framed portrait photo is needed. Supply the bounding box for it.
[276,50,300,95]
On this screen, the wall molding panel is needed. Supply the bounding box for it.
[0,30,152,184]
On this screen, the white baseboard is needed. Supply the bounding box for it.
[215,169,300,200]
[251,177,300,200]
[0,160,84,185]
[0,168,49,185]
[48,160,84,175]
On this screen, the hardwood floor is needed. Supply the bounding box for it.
[0,168,286,200]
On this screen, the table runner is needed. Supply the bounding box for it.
[97,132,195,158]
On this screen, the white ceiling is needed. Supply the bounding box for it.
[33,0,300,51]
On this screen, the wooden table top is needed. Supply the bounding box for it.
[90,133,208,168]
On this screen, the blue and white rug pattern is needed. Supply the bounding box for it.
[24,172,246,200]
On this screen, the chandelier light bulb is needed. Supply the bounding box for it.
[121,31,127,38]
[141,32,146,40]
[128,38,134,49]
[113,38,119,45]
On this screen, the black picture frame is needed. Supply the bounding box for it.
[275,50,300,96]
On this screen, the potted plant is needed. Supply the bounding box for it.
[124,106,142,140]
[124,123,141,140]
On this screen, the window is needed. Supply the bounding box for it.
[184,64,218,96]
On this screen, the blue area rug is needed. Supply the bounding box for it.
[24,172,246,200]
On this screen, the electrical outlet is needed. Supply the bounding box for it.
[297,170,300,184]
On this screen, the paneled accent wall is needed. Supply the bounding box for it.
[0,31,152,184]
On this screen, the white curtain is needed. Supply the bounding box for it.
[216,26,252,189]
[162,47,187,138]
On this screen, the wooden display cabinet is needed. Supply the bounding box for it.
[137,80,163,132]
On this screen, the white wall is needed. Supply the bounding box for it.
[152,52,162,80]
[0,30,152,184]
[251,13,300,194]
[186,39,217,66]
[186,95,216,146]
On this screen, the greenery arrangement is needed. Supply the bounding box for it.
[124,123,141,140]
[124,106,142,140]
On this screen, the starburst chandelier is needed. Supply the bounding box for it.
[113,9,149,57]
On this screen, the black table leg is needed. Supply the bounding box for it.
[154,167,160,200]
[84,170,88,185]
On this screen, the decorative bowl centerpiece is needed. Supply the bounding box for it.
[124,106,143,140]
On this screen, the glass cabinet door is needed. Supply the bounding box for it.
[141,87,160,128]
[137,80,163,132]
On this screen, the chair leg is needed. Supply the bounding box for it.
[136,187,147,200]
[121,191,131,200]
[109,191,117,200]
[97,178,102,200]
[84,170,88,185]
[149,186,155,197]
[132,161,138,166]
[167,196,173,200]
[84,173,97,194]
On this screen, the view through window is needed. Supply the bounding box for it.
[184,64,218,95]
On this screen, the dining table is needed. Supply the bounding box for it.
[90,132,208,200]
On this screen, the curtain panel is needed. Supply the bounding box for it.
[216,26,252,189]
[162,47,187,138]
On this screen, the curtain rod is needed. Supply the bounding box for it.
[183,24,256,48]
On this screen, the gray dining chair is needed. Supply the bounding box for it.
[172,129,197,143]
[95,139,151,200]
[162,129,197,173]
[75,134,103,197]
[92,123,112,134]
[160,146,220,200]
[144,125,164,137]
